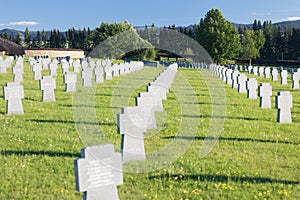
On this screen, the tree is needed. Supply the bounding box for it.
[195,9,241,64]
[88,21,156,59]
[2,32,9,40]
[13,33,21,45]
[241,29,265,60]
[260,20,276,59]
[24,27,31,47]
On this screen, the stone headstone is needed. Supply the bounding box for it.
[40,76,56,102]
[292,71,300,89]
[3,82,24,115]
[272,68,278,81]
[237,74,247,93]
[13,65,23,82]
[64,72,77,92]
[136,96,157,129]
[246,78,258,99]
[82,68,93,87]
[231,71,239,89]
[139,92,163,112]
[225,69,233,85]
[74,144,123,200]
[147,83,167,100]
[62,62,70,74]
[280,70,288,85]
[73,60,81,73]
[258,83,272,108]
[81,60,89,70]
[265,67,271,78]
[94,67,104,84]
[258,67,264,77]
[248,66,253,74]
[117,107,147,162]
[112,65,120,77]
[253,66,258,76]
[50,62,58,76]
[276,91,292,123]
[32,63,42,80]
[105,68,113,80]
[0,60,7,73]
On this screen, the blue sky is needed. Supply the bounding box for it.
[1,0,300,31]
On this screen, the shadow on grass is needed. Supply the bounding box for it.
[162,136,298,145]
[0,150,80,158]
[182,114,270,122]
[149,174,299,185]
[24,97,40,102]
[28,119,116,126]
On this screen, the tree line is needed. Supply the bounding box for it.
[1,8,300,63]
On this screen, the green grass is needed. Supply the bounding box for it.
[0,61,299,199]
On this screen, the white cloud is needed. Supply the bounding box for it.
[0,23,4,26]
[8,21,39,26]
[282,17,300,21]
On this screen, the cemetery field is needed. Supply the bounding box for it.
[0,60,299,199]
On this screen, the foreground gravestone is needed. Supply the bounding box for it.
[40,76,56,102]
[82,68,93,87]
[276,91,292,123]
[237,74,247,93]
[246,78,258,99]
[64,72,77,92]
[117,106,147,162]
[3,82,24,115]
[74,144,123,200]
[281,70,288,85]
[272,68,278,81]
[292,71,300,89]
[258,83,272,108]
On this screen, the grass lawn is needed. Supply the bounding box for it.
[0,60,299,199]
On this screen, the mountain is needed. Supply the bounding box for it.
[0,29,25,40]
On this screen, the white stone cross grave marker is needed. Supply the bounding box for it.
[74,144,123,200]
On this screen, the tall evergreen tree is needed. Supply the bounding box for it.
[195,8,241,64]
[24,27,31,47]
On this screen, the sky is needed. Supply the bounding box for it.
[1,0,300,31]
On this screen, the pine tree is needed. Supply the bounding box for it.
[24,27,31,47]
[13,33,21,45]
[195,8,241,64]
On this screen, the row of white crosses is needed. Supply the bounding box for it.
[74,62,160,200]
[247,65,285,83]
[117,63,178,163]
[210,65,293,123]
[3,57,144,115]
